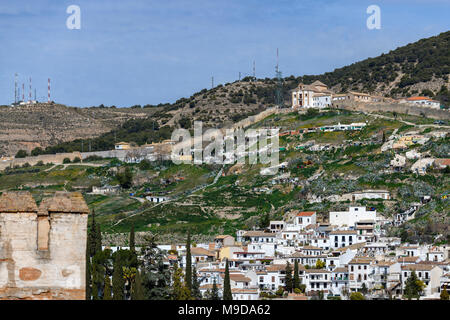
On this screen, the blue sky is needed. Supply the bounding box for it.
[0,0,449,107]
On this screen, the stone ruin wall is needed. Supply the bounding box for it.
[0,152,82,171]
[0,191,89,300]
[333,100,450,120]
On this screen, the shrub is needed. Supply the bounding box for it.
[15,150,28,158]
[350,292,365,300]
[63,158,71,164]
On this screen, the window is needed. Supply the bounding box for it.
[351,266,354,272]
[272,276,275,283]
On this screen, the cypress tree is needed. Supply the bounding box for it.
[185,231,192,292]
[86,245,91,300]
[91,262,99,300]
[103,274,112,300]
[95,223,102,254]
[112,253,125,300]
[285,262,293,293]
[294,260,300,290]
[130,223,135,253]
[191,266,201,299]
[404,271,423,300]
[223,259,232,300]
[210,278,220,300]
[172,263,190,300]
[89,210,97,257]
[131,270,145,300]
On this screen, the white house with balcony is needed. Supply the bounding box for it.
[329,230,360,250]
[294,211,317,230]
[304,269,332,295]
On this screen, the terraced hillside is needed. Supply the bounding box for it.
[1,108,448,245]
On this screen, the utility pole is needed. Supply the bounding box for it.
[239,72,241,81]
[253,60,255,81]
[14,73,18,104]
[275,48,283,108]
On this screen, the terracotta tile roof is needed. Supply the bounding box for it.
[266,264,287,272]
[333,267,348,273]
[349,257,375,265]
[406,96,431,101]
[215,235,233,239]
[335,242,367,252]
[415,260,449,266]
[305,269,331,274]
[0,191,37,213]
[301,246,322,250]
[401,264,435,271]
[297,211,316,217]
[191,247,216,256]
[242,231,276,237]
[397,256,420,263]
[329,230,357,235]
[231,288,258,294]
[219,273,250,282]
[311,80,327,87]
[200,284,222,289]
[198,268,225,273]
[376,260,396,267]
[435,158,450,167]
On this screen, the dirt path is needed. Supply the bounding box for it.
[365,112,450,129]
[110,166,225,228]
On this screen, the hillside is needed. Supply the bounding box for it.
[297,31,450,100]
[0,103,161,157]
[1,31,449,157]
[1,108,448,245]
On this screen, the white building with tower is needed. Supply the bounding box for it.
[291,81,333,109]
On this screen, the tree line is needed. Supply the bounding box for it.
[85,216,233,300]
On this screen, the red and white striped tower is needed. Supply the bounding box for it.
[48,78,51,103]
[29,77,32,102]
